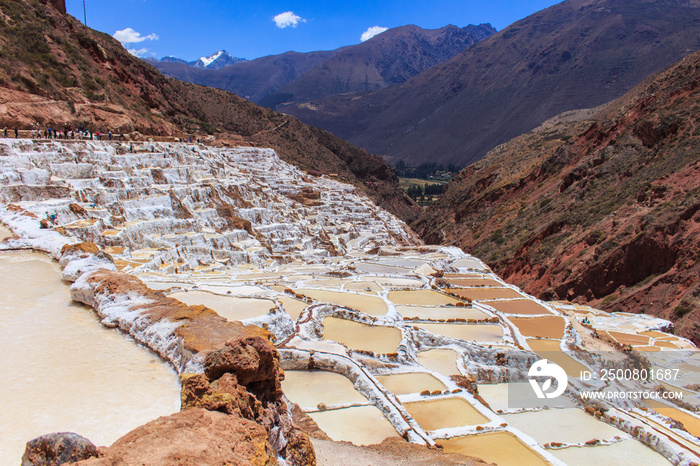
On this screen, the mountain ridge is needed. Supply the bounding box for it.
[276,0,700,167]
[150,23,496,106]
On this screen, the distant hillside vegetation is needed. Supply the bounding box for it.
[414,49,700,344]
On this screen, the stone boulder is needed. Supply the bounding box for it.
[76,408,275,466]
[22,432,98,465]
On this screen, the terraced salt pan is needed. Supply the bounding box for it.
[413,323,503,342]
[488,299,554,315]
[417,348,460,376]
[168,291,275,321]
[445,278,504,287]
[449,287,523,300]
[550,439,671,465]
[0,252,180,463]
[510,316,566,339]
[502,408,625,444]
[404,398,490,430]
[397,305,488,321]
[281,370,367,408]
[375,373,447,395]
[354,263,409,274]
[527,339,589,378]
[343,280,383,293]
[387,290,461,306]
[322,317,402,354]
[364,276,425,288]
[439,432,549,465]
[477,383,575,411]
[646,400,700,439]
[308,406,399,445]
[278,296,308,320]
[297,289,388,315]
[451,258,488,270]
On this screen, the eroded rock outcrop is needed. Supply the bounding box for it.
[76,408,274,466]
[22,433,98,466]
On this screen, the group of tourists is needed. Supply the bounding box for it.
[2,124,115,141]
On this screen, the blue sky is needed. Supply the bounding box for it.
[65,0,563,61]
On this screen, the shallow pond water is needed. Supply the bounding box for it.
[297,289,388,316]
[0,252,180,463]
[281,370,366,408]
[439,432,549,465]
[375,372,446,395]
[404,398,490,430]
[308,406,399,445]
[322,317,402,353]
[413,323,502,342]
[168,291,275,321]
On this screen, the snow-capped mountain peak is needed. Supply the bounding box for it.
[190,50,246,69]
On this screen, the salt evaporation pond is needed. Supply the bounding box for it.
[439,432,549,465]
[281,370,367,408]
[404,398,490,430]
[168,291,275,321]
[308,406,399,445]
[0,252,180,462]
[527,339,590,378]
[450,287,523,300]
[510,316,566,338]
[322,317,401,353]
[413,323,503,342]
[417,348,460,376]
[375,373,446,395]
[550,439,671,465]
[396,305,488,321]
[297,289,388,315]
[387,290,461,306]
[502,408,625,444]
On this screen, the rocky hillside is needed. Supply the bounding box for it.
[413,50,700,344]
[278,0,700,167]
[0,0,417,222]
[259,24,495,108]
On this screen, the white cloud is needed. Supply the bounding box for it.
[127,48,149,57]
[113,27,159,44]
[273,11,305,29]
[361,26,388,42]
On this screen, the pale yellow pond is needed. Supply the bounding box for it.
[343,280,383,293]
[527,339,589,378]
[169,291,275,320]
[375,373,446,395]
[309,406,399,446]
[322,317,402,354]
[646,400,700,438]
[281,370,366,408]
[413,323,502,342]
[417,348,460,376]
[502,408,625,444]
[297,289,388,316]
[450,287,523,300]
[550,439,671,465]
[488,299,553,315]
[388,290,462,306]
[396,305,488,321]
[439,432,548,466]
[404,398,489,430]
[0,252,180,463]
[278,295,308,320]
